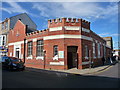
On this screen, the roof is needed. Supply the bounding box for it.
[26,27,38,33]
[8,13,37,29]
[102,37,113,41]
[114,49,120,51]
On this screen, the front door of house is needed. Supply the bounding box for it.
[15,48,20,58]
[67,46,78,69]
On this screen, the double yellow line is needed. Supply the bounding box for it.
[92,65,113,75]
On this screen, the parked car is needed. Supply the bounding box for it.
[1,56,25,70]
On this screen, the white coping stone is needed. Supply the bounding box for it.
[53,55,58,60]
[82,61,89,65]
[26,55,33,59]
[50,61,64,65]
[36,56,44,60]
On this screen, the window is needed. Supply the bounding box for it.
[53,45,58,56]
[0,35,2,46]
[104,45,106,56]
[85,45,89,57]
[98,43,100,58]
[93,42,96,58]
[27,41,33,56]
[5,22,8,29]
[2,36,6,46]
[36,40,44,56]
[2,24,4,30]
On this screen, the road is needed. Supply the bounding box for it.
[94,62,119,78]
[2,63,119,88]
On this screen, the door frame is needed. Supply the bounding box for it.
[67,46,78,69]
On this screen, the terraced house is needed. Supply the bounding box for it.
[0,13,37,56]
[7,15,113,70]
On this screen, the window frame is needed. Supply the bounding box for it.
[5,22,8,29]
[2,23,4,30]
[36,40,44,57]
[53,45,58,56]
[27,41,33,56]
[85,45,89,57]
[98,43,100,58]
[93,42,96,58]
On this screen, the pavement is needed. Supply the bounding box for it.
[26,61,119,76]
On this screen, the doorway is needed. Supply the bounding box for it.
[67,46,78,69]
[15,48,20,58]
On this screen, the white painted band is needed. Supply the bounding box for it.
[64,26,80,30]
[8,41,24,46]
[49,26,62,31]
[43,34,92,41]
[8,34,92,46]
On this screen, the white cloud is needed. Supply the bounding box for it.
[98,33,110,36]
[2,2,27,14]
[32,2,118,22]
[111,34,120,36]
[0,19,2,23]
[98,33,120,37]
[1,2,39,18]
[2,0,120,2]
[0,7,12,14]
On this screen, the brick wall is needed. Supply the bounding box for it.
[7,18,113,70]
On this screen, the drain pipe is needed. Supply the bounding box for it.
[23,38,26,63]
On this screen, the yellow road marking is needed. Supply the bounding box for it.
[92,65,113,75]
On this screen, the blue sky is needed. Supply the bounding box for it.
[0,2,119,49]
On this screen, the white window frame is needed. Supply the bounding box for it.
[36,40,44,57]
[0,35,6,46]
[5,22,8,29]
[0,35,2,46]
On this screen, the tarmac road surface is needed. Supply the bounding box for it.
[2,63,119,88]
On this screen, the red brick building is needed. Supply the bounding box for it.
[8,18,112,70]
